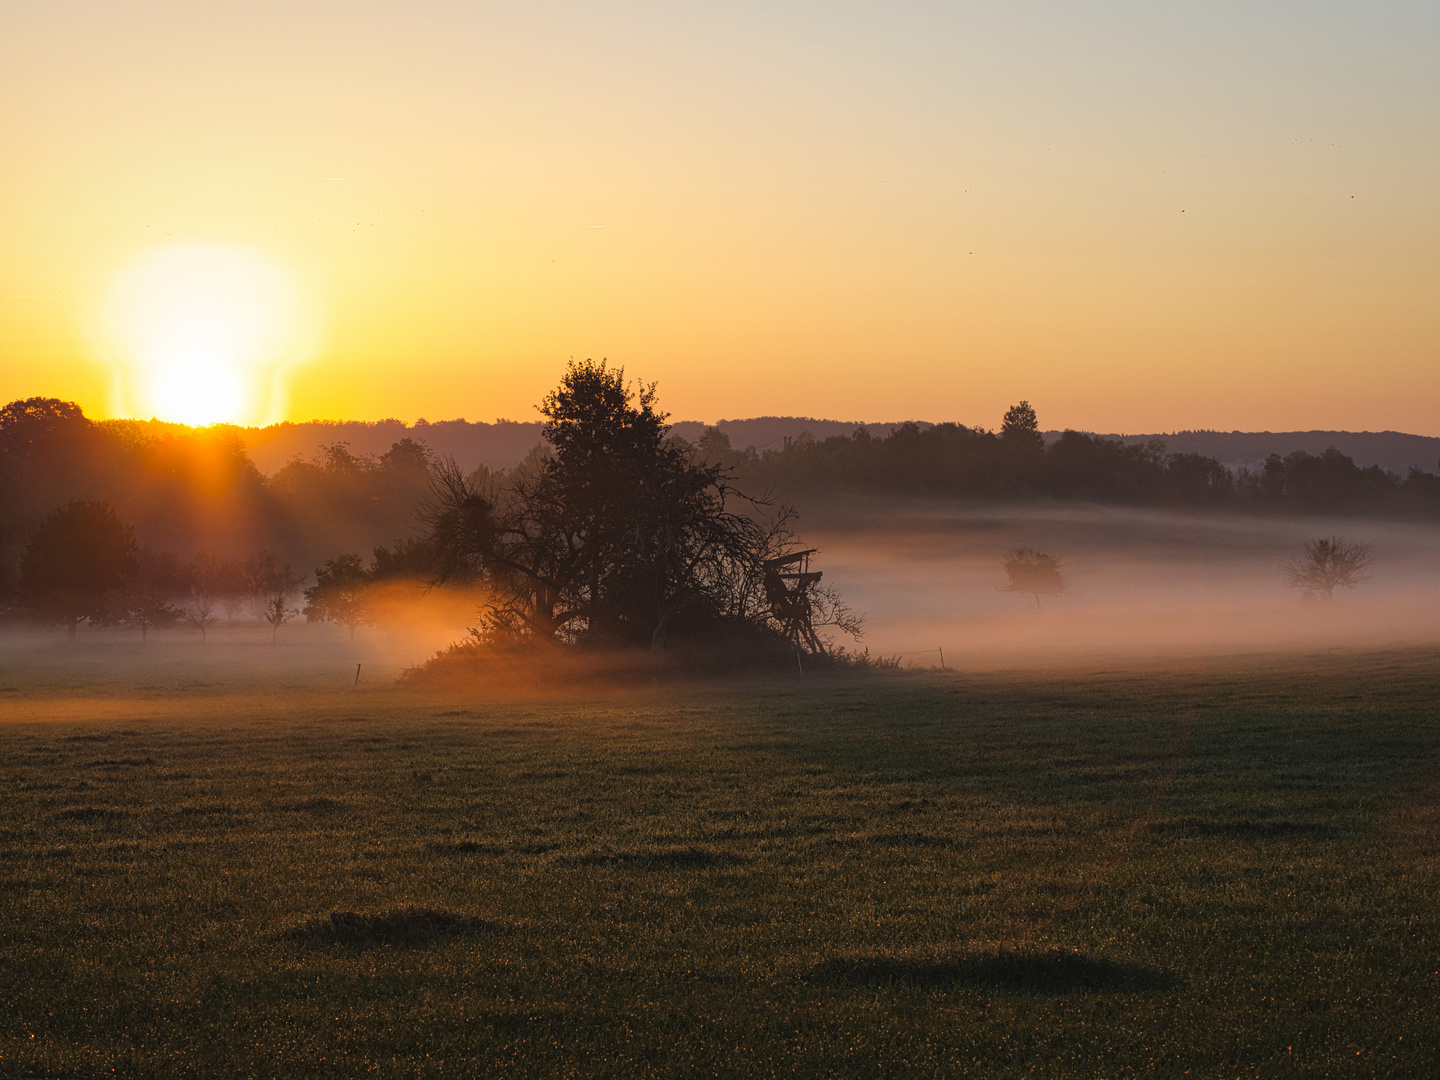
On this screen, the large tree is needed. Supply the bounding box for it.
[19,500,139,638]
[304,553,374,640]
[422,359,852,653]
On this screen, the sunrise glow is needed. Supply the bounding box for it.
[97,245,312,426]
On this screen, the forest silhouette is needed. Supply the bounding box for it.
[4,383,1440,660]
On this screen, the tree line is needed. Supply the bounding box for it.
[706,402,1440,516]
[2,384,1433,653]
[0,365,858,663]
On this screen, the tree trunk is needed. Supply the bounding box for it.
[650,597,681,654]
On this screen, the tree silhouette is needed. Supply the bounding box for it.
[1000,401,1044,450]
[304,553,373,640]
[422,359,853,654]
[241,551,302,641]
[19,501,138,638]
[1001,546,1066,610]
[183,594,220,642]
[262,589,300,642]
[1283,536,1374,600]
[118,585,181,642]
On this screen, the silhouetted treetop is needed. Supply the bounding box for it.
[1001,401,1044,449]
[420,361,853,655]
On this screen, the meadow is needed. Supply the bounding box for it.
[0,631,1437,1078]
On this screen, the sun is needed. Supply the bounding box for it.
[99,245,312,426]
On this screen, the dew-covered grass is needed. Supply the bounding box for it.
[1,646,1436,1077]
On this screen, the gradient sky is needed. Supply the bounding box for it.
[2,0,1437,433]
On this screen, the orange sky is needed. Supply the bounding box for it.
[2,1,1437,434]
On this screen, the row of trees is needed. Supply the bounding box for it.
[0,397,436,603]
[4,363,859,658]
[704,402,1440,516]
[4,392,1437,613]
[0,379,1407,656]
[13,500,314,641]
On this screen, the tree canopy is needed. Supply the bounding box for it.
[421,359,850,655]
[1283,536,1375,600]
[19,500,139,637]
[1000,546,1067,610]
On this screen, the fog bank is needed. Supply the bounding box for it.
[809,501,1440,667]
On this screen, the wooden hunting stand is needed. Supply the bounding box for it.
[763,549,826,654]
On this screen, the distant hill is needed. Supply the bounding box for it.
[1085,430,1440,477]
[239,416,930,475]
[238,418,1440,479]
[240,419,546,475]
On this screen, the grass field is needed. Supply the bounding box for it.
[1,640,1437,1078]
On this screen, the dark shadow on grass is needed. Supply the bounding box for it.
[282,906,507,948]
[866,831,953,848]
[435,839,555,856]
[53,805,129,821]
[565,845,749,870]
[813,948,1178,995]
[277,796,346,813]
[1154,816,1339,840]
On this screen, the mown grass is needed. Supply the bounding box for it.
[0,649,1437,1078]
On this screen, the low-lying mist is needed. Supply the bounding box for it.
[372,501,1440,675]
[808,499,1440,667]
[5,501,1440,695]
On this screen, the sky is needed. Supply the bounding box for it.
[1,0,1437,433]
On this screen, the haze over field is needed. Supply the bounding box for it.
[811,502,1440,664]
[6,500,1438,688]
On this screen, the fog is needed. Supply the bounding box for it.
[808,500,1440,667]
[0,583,477,697]
[4,502,1440,694]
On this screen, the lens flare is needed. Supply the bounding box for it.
[99,245,314,426]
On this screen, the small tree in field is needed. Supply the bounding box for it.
[243,552,303,642]
[1001,546,1066,610]
[263,586,301,643]
[119,586,181,643]
[190,553,247,623]
[1283,536,1374,600]
[184,595,220,642]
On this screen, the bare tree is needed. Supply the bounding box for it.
[240,552,303,642]
[190,553,248,623]
[1283,536,1374,600]
[183,594,220,642]
[262,585,301,643]
[1001,546,1066,610]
